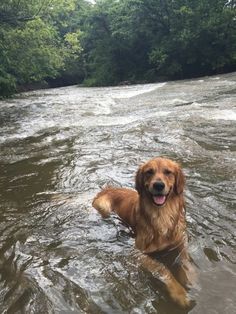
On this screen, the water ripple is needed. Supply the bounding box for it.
[0,73,236,313]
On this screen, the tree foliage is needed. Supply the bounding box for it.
[0,0,236,97]
[0,0,87,97]
[82,0,236,84]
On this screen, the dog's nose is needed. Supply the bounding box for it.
[153,181,165,192]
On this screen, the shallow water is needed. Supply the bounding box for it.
[0,73,235,314]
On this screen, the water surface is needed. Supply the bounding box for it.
[0,73,235,313]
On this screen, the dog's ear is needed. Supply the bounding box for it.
[135,165,143,195]
[174,165,185,195]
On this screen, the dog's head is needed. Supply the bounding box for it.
[135,157,185,207]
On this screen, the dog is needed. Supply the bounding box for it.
[92,157,196,308]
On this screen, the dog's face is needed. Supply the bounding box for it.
[135,157,185,207]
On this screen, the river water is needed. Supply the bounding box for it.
[0,73,235,314]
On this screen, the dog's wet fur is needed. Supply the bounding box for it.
[93,157,196,308]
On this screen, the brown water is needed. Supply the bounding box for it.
[0,73,235,314]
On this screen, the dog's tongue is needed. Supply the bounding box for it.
[153,195,166,205]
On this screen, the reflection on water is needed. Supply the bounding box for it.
[0,73,236,313]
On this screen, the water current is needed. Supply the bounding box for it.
[0,72,235,314]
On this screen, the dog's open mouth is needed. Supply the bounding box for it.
[153,195,167,206]
[151,189,171,206]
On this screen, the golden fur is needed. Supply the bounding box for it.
[92,157,196,308]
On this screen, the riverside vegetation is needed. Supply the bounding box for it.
[0,0,235,97]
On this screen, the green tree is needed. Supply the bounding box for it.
[1,0,236,96]
[0,0,86,97]
[82,0,236,84]
[46,0,90,86]
[3,18,63,84]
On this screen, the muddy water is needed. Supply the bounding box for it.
[0,73,235,314]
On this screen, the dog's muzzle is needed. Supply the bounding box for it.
[150,181,169,206]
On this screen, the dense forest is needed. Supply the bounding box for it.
[0,0,236,97]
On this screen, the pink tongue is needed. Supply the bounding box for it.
[153,195,166,205]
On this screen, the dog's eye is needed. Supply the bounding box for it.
[145,168,154,176]
[164,169,172,175]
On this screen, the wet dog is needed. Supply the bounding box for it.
[92,157,196,308]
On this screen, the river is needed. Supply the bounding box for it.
[0,72,235,314]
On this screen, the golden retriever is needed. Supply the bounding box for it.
[92,157,196,308]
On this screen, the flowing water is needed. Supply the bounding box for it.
[0,72,235,314]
